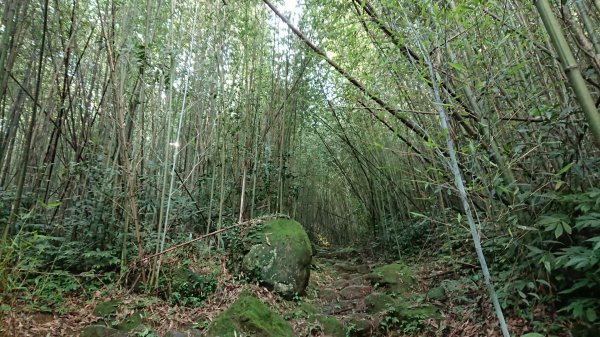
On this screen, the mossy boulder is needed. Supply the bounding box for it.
[206,291,294,337]
[364,293,395,313]
[242,218,312,298]
[366,262,415,294]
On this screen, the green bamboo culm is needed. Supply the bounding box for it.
[534,0,600,147]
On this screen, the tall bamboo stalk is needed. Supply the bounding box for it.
[535,0,600,147]
[3,0,48,241]
[409,12,511,337]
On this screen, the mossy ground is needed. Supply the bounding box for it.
[367,262,416,294]
[364,293,395,313]
[207,291,294,337]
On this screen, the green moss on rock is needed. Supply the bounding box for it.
[113,312,143,332]
[367,262,415,294]
[426,286,446,301]
[345,315,375,337]
[207,292,294,337]
[315,315,345,337]
[364,293,395,313]
[386,303,439,326]
[80,325,128,337]
[242,219,312,298]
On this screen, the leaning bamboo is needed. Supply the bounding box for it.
[535,0,600,147]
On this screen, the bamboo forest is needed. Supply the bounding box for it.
[1,0,600,336]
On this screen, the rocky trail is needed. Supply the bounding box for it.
[3,219,528,337]
[298,247,441,337]
[289,246,525,337]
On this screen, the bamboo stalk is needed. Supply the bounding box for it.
[535,0,600,147]
[408,9,511,336]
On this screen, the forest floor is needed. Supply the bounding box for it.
[2,246,538,337]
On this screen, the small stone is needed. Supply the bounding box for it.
[356,265,370,274]
[339,285,372,300]
[165,329,203,337]
[348,274,369,286]
[319,288,339,302]
[334,262,357,273]
[426,286,446,301]
[323,300,356,315]
[333,278,351,290]
[80,325,128,337]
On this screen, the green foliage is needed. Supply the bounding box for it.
[502,188,600,330]
[27,272,79,312]
[380,215,433,256]
[380,303,437,334]
[159,265,217,307]
[14,233,120,273]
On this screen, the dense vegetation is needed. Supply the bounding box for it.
[1,0,600,336]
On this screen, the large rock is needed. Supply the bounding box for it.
[242,218,312,298]
[206,291,294,337]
